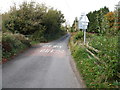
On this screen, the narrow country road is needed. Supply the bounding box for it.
[3,34,84,88]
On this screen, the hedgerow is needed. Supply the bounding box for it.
[2,32,31,60]
[70,32,120,88]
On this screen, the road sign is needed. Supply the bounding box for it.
[78,13,89,45]
[79,13,89,29]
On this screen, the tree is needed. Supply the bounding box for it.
[5,2,47,35]
[101,12,116,35]
[87,6,109,33]
[72,17,79,32]
[113,7,120,34]
[101,14,109,34]
[4,1,65,41]
[42,8,65,38]
[104,12,115,28]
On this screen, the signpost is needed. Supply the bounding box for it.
[78,13,89,45]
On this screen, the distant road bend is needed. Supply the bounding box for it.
[3,33,84,88]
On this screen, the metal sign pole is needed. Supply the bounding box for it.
[84,29,86,45]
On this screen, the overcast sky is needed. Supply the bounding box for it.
[0,0,119,25]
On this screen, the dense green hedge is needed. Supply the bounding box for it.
[2,32,31,60]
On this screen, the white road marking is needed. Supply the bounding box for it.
[42,44,62,48]
[59,46,62,48]
[40,49,65,53]
[40,44,63,54]
[40,49,46,52]
[45,49,50,53]
[53,45,57,48]
[53,45,62,48]
[48,45,52,47]
[50,49,54,53]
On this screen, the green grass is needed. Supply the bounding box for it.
[70,32,120,88]
[30,40,40,45]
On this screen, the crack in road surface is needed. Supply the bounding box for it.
[2,34,84,88]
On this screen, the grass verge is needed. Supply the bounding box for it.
[69,32,120,88]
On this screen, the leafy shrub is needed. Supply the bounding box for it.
[73,31,83,41]
[2,32,31,59]
[89,35,119,82]
[14,34,31,47]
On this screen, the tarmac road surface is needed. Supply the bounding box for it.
[3,34,84,88]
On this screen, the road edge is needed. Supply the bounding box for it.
[68,46,87,88]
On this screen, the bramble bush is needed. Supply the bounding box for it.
[89,35,119,86]
[2,32,31,59]
[14,34,31,47]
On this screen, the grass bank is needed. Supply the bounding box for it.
[69,31,120,88]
